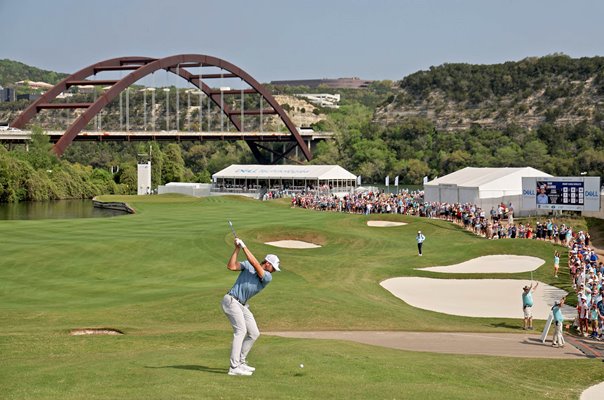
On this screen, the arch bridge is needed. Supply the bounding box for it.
[10,54,314,164]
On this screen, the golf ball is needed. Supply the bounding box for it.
[300,364,304,368]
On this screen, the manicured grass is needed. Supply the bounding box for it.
[1,194,603,399]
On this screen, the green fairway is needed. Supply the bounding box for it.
[1,194,602,399]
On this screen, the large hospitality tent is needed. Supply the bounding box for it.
[424,167,552,209]
[212,164,357,193]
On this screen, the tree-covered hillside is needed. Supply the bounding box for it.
[375,54,604,133]
[0,59,68,87]
[400,54,604,103]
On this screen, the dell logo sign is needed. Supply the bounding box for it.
[585,191,599,198]
[523,189,535,196]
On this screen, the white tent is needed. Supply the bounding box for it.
[212,164,357,195]
[424,167,552,207]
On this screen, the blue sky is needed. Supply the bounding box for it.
[1,0,603,83]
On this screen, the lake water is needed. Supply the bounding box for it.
[0,199,127,220]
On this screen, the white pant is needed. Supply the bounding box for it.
[221,294,260,368]
[553,321,565,346]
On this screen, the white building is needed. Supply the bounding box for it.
[211,164,357,197]
[424,167,552,211]
[295,93,341,108]
[157,182,212,197]
[15,80,53,90]
[137,161,152,195]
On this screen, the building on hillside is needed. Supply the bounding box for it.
[15,80,53,90]
[270,77,373,89]
[0,86,16,102]
[16,93,40,101]
[295,93,340,108]
[424,167,552,212]
[77,85,96,94]
[211,164,357,198]
[56,92,74,99]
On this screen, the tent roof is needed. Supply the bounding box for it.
[212,164,357,180]
[426,167,552,188]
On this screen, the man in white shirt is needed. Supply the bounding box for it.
[416,230,426,256]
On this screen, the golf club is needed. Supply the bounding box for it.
[228,220,238,238]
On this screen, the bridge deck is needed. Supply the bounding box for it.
[0,130,333,144]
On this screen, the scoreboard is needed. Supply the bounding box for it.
[523,176,601,212]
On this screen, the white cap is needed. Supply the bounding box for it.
[265,254,281,271]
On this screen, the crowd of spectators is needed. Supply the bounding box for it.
[291,190,424,215]
[568,232,604,339]
[290,189,581,245]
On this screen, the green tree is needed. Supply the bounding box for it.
[193,169,210,183]
[467,142,495,167]
[161,143,185,183]
[149,142,163,189]
[522,140,550,168]
[578,148,604,175]
[494,144,523,167]
[185,144,211,173]
[0,149,32,202]
[90,168,117,194]
[398,159,431,185]
[24,126,58,171]
[116,163,137,194]
[207,142,249,173]
[311,140,340,165]
[439,149,471,173]
[351,138,395,182]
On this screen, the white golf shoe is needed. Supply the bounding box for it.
[240,363,256,372]
[228,366,253,376]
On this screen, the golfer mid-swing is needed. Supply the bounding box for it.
[221,238,280,376]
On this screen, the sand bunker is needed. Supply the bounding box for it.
[265,240,321,249]
[381,277,575,319]
[367,221,407,227]
[418,255,544,274]
[581,382,604,400]
[70,328,123,336]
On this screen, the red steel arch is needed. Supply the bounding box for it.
[10,54,312,163]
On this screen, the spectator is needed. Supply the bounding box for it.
[552,296,567,348]
[522,282,538,330]
[416,230,426,256]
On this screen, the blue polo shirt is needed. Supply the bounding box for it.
[522,291,533,307]
[228,260,272,304]
[552,304,564,323]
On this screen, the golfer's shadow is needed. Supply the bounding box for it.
[145,365,226,374]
